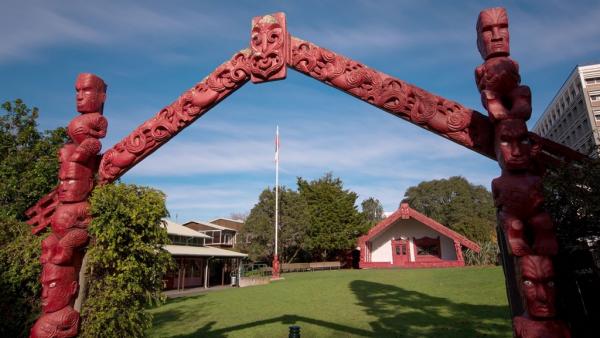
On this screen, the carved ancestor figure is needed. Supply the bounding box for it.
[476,7,567,337]
[491,119,558,256]
[68,73,108,163]
[32,73,107,338]
[475,7,531,123]
[40,74,107,266]
[30,265,80,338]
[513,256,571,338]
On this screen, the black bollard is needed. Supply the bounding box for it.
[288,325,300,338]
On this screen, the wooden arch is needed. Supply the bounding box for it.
[27,11,582,338]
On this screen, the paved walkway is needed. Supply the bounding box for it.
[165,285,234,299]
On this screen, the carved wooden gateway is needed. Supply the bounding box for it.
[26,8,585,337]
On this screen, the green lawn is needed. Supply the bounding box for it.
[148,266,511,338]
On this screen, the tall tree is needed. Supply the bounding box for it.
[239,187,309,263]
[402,176,496,244]
[0,99,67,219]
[298,173,369,260]
[361,197,384,225]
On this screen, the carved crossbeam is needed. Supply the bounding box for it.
[98,51,252,184]
[286,36,584,166]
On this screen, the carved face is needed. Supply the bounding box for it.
[251,15,283,55]
[75,73,106,114]
[57,179,93,203]
[41,264,78,313]
[520,255,557,318]
[477,7,510,60]
[494,119,531,171]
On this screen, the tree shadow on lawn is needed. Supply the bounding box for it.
[169,314,374,338]
[152,294,213,329]
[158,281,510,337]
[351,280,512,337]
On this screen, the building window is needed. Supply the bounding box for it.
[591,94,600,102]
[585,77,600,85]
[595,113,600,121]
[413,236,441,257]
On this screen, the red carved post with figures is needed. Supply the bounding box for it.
[30,73,107,337]
[475,8,570,337]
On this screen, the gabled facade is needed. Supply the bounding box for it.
[184,220,238,248]
[358,203,481,268]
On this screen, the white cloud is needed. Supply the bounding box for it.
[0,1,240,63]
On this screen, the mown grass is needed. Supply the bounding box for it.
[148,266,511,337]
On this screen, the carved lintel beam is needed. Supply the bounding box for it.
[250,12,289,83]
[97,50,252,184]
[287,36,585,166]
[288,36,494,158]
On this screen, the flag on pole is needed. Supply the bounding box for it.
[275,126,280,162]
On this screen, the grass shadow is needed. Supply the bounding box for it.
[350,279,511,337]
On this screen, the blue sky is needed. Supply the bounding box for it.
[2,1,599,223]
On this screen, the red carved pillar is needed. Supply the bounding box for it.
[30,73,107,337]
[475,8,570,337]
[271,255,281,279]
[454,241,464,265]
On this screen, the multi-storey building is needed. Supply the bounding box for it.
[533,63,600,158]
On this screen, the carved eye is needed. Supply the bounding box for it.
[252,34,261,45]
[49,282,57,288]
[500,141,509,146]
[520,139,530,145]
[523,280,533,287]
[547,281,555,287]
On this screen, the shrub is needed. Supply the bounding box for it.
[464,241,499,266]
[80,184,173,338]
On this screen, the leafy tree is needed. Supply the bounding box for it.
[361,197,384,225]
[298,173,369,260]
[80,183,173,337]
[239,187,309,263]
[402,176,496,244]
[0,100,66,336]
[0,216,44,337]
[0,99,67,220]
[543,159,600,252]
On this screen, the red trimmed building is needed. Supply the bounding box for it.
[358,203,481,268]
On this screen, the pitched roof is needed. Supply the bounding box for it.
[185,220,236,231]
[362,203,481,252]
[210,218,244,231]
[162,219,211,239]
[164,245,247,257]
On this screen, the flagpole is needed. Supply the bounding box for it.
[272,125,281,279]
